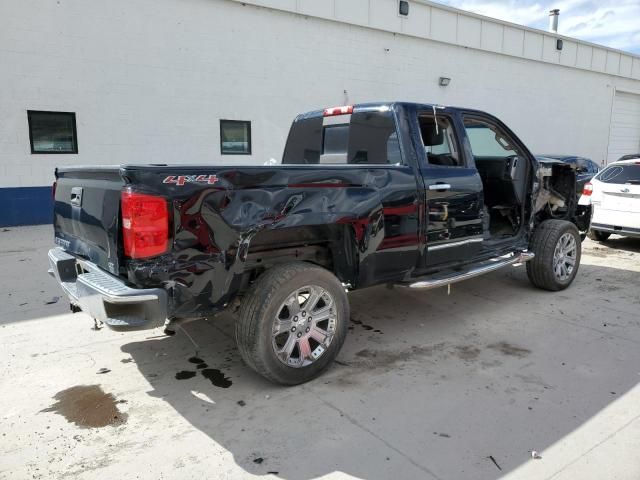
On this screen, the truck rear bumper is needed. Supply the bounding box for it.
[591,223,640,238]
[48,247,167,330]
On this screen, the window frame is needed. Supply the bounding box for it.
[219,119,252,155]
[27,110,78,155]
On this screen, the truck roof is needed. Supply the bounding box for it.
[294,101,483,121]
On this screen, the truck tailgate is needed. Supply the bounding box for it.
[53,167,124,274]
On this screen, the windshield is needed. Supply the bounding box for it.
[595,164,640,184]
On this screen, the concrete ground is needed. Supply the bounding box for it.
[1,225,639,480]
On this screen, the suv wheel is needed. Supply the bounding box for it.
[527,220,581,291]
[587,229,611,242]
[235,262,349,385]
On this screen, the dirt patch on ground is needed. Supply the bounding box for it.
[352,343,447,368]
[488,342,531,358]
[584,248,610,258]
[351,342,486,368]
[42,385,127,428]
[453,345,481,361]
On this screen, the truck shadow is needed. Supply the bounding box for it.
[121,262,640,480]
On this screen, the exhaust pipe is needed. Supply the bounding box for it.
[548,9,560,33]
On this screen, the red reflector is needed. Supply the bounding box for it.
[323,105,354,117]
[582,182,593,196]
[121,190,169,259]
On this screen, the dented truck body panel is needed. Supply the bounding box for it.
[52,102,581,325]
[55,162,424,320]
[124,163,422,319]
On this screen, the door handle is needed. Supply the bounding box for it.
[428,183,451,191]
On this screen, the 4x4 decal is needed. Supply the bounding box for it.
[163,175,219,186]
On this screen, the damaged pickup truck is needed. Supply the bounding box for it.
[49,102,587,385]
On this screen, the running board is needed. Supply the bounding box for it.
[402,251,535,290]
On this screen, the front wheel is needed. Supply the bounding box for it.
[587,229,611,242]
[235,262,349,385]
[527,220,581,291]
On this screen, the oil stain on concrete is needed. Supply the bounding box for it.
[42,385,127,428]
[201,368,232,388]
[175,356,232,388]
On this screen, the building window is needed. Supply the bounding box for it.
[220,120,251,155]
[399,1,409,16]
[27,111,78,154]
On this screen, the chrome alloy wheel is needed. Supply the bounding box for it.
[553,232,577,281]
[271,285,337,368]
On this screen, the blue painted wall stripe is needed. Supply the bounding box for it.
[0,186,53,227]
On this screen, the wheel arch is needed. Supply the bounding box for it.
[243,224,359,288]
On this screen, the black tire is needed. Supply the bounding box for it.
[587,229,611,242]
[527,220,581,291]
[235,262,349,385]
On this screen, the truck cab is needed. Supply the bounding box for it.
[282,103,566,280]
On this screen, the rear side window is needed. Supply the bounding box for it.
[418,115,461,166]
[283,110,401,165]
[596,164,640,184]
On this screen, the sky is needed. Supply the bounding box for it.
[433,0,640,54]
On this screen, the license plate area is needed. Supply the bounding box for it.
[602,193,640,212]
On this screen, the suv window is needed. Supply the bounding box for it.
[283,110,401,165]
[464,118,520,158]
[596,164,640,184]
[576,158,598,174]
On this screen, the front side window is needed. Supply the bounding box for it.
[220,120,251,155]
[27,110,78,154]
[282,110,401,165]
[463,117,520,158]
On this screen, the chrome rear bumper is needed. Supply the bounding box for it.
[48,247,167,330]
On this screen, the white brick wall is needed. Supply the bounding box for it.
[1,0,639,188]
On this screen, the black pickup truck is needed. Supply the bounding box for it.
[49,102,586,384]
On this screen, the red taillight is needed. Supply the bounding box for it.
[582,182,593,196]
[121,190,169,259]
[52,181,57,199]
[323,105,353,117]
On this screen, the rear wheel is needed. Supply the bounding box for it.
[527,220,581,291]
[587,229,611,242]
[235,262,349,385]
